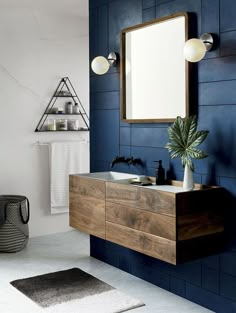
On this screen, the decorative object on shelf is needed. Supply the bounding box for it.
[65,101,73,114]
[184,33,214,62]
[73,103,79,114]
[35,77,89,132]
[165,115,209,191]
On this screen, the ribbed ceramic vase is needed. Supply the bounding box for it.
[183,164,194,191]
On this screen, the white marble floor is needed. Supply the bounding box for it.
[0,230,214,313]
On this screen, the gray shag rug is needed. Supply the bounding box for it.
[10,268,144,313]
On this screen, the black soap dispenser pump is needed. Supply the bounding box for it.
[154,160,165,185]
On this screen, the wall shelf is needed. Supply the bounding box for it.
[35,77,89,132]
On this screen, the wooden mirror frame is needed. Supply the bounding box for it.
[120,12,189,123]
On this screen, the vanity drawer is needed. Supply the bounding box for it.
[70,193,105,239]
[106,201,176,240]
[69,176,105,200]
[106,221,176,265]
[106,182,175,217]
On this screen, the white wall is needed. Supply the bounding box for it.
[0,0,89,237]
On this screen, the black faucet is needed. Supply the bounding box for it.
[110,156,144,168]
[110,156,126,168]
[128,157,143,166]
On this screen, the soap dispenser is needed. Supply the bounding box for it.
[154,160,165,185]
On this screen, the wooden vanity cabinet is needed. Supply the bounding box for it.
[69,175,106,239]
[105,181,225,265]
[69,175,225,265]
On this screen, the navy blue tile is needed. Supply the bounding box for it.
[221,252,236,276]
[199,56,236,82]
[131,127,169,148]
[131,123,171,128]
[109,0,142,52]
[201,174,220,186]
[90,0,108,9]
[97,5,108,56]
[170,276,186,297]
[142,0,155,9]
[202,266,220,294]
[143,7,156,22]
[91,109,119,161]
[156,0,173,5]
[120,127,131,145]
[119,145,131,157]
[155,0,201,36]
[220,177,236,197]
[198,105,236,178]
[171,261,202,287]
[201,0,219,59]
[91,72,120,92]
[90,160,110,172]
[186,283,236,313]
[130,146,169,170]
[201,255,220,270]
[221,31,236,57]
[220,0,236,32]
[90,91,120,110]
[199,81,236,106]
[220,272,236,302]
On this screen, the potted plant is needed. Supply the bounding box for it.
[165,115,209,190]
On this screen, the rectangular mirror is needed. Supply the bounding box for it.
[120,12,189,123]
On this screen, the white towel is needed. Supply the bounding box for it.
[49,141,89,214]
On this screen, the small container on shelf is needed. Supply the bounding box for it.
[47,119,56,131]
[58,108,64,114]
[56,119,68,130]
[68,119,79,130]
[65,101,73,114]
[73,103,80,114]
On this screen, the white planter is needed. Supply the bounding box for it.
[183,164,194,191]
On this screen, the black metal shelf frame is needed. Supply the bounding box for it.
[35,77,90,132]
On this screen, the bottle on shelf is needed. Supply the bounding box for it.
[56,119,68,130]
[65,101,73,114]
[47,119,56,131]
[73,103,80,114]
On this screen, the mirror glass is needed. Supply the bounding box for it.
[120,13,189,123]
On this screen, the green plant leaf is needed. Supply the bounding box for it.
[188,130,209,148]
[165,115,209,171]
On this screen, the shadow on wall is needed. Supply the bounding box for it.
[205,121,236,250]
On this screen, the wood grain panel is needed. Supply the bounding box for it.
[177,211,224,241]
[106,221,176,265]
[70,193,105,239]
[106,201,176,240]
[106,182,175,216]
[69,175,105,200]
[176,187,224,215]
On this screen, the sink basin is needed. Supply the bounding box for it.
[78,171,138,181]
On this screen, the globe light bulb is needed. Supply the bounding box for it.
[183,38,207,63]
[91,56,110,75]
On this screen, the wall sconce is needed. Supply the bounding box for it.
[183,33,213,62]
[91,52,118,75]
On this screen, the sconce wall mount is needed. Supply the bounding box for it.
[184,32,214,63]
[91,52,119,75]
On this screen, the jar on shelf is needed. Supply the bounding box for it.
[65,101,73,114]
[56,119,68,130]
[68,119,79,130]
[73,103,80,114]
[47,119,56,131]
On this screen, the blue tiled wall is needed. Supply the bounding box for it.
[89,0,236,312]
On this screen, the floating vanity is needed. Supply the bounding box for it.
[69,172,225,265]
